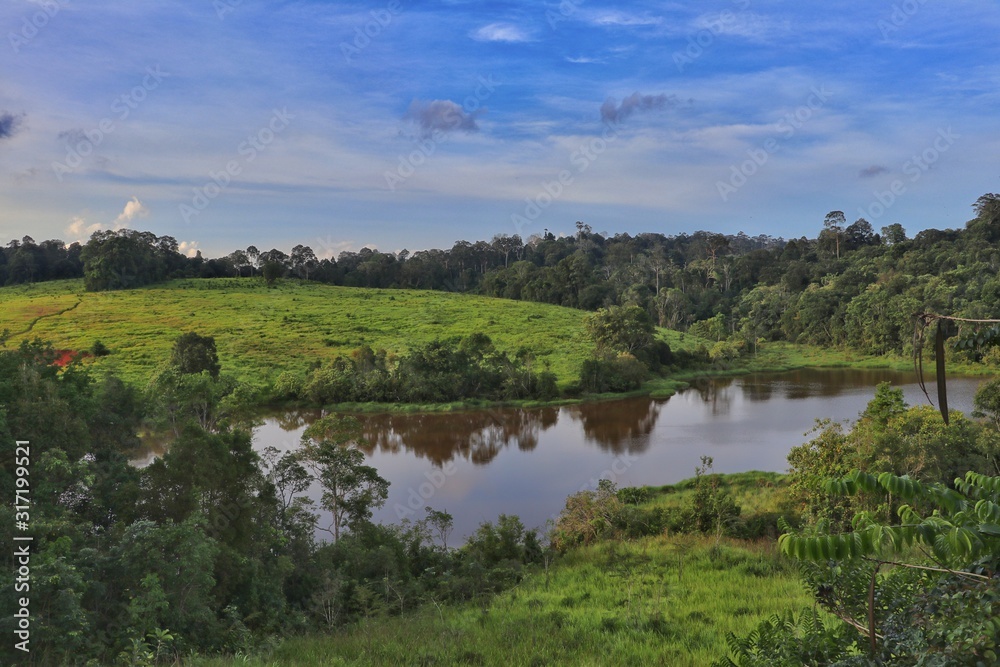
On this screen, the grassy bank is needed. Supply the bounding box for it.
[185,472,809,666]
[193,536,810,667]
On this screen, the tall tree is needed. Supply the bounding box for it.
[823,210,846,259]
[298,416,388,541]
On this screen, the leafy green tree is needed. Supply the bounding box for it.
[170,331,221,378]
[821,210,846,259]
[880,222,907,245]
[262,260,283,286]
[299,415,389,541]
[767,470,1000,664]
[584,304,655,356]
[973,377,1000,430]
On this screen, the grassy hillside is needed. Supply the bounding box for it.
[0,278,711,390]
[193,536,812,667]
[0,279,584,386]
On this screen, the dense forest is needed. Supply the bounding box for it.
[6,193,999,362]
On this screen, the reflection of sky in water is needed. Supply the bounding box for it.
[247,371,985,546]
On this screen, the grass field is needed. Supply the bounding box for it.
[0,278,719,393]
[192,536,814,667]
[1,277,952,404]
[0,278,600,387]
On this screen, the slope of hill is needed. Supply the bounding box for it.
[0,278,612,387]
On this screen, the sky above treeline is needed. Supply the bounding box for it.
[1,0,998,259]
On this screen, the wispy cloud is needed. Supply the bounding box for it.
[471,22,531,43]
[583,10,662,28]
[600,93,678,124]
[403,100,483,138]
[693,12,790,41]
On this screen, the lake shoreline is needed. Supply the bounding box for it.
[269,342,995,415]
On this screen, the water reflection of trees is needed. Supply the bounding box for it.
[353,408,560,466]
[564,399,663,454]
[687,379,735,417]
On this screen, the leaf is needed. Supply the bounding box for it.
[936,320,949,425]
[978,523,1000,536]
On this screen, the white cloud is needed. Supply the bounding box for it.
[585,10,662,27]
[66,216,102,241]
[471,22,531,43]
[65,196,151,241]
[112,196,149,228]
[178,241,200,258]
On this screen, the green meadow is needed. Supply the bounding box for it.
[0,278,717,392]
[192,473,814,667]
[0,277,933,407]
[0,278,597,387]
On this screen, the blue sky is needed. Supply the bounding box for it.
[1,0,998,258]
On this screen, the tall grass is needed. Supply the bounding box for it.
[193,535,813,667]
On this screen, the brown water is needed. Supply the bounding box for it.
[130,369,987,542]
[244,369,986,544]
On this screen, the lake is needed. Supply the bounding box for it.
[247,368,988,545]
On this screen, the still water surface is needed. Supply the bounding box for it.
[251,369,986,544]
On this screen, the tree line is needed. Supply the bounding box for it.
[7,193,1000,361]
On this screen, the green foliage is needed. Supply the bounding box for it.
[262,260,283,286]
[552,479,625,550]
[688,457,742,541]
[170,331,221,378]
[973,377,1000,429]
[728,469,1000,666]
[294,335,559,404]
[80,229,182,291]
[578,353,649,393]
[714,609,859,667]
[298,415,389,540]
[787,384,999,527]
[584,304,655,356]
[0,279,595,390]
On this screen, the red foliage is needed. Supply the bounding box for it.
[51,349,90,367]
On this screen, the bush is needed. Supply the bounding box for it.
[578,354,648,393]
[90,340,111,357]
